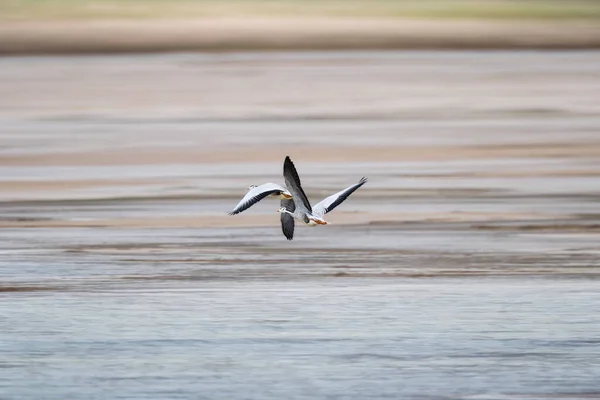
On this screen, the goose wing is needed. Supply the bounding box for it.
[283,156,312,214]
[312,177,367,218]
[280,198,295,240]
[228,183,287,215]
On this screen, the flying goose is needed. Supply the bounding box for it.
[228,183,292,216]
[277,156,367,227]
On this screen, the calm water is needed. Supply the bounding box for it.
[1,51,600,399]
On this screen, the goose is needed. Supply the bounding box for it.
[277,156,367,227]
[228,183,292,216]
[229,182,295,240]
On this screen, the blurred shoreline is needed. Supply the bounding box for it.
[2,18,600,54]
[1,51,599,232]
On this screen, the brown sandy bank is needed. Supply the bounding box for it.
[1,52,599,235]
[2,142,600,167]
[2,18,600,54]
[0,211,554,229]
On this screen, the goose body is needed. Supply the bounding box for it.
[278,156,367,229]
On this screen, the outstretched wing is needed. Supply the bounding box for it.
[312,177,367,218]
[280,198,295,240]
[228,183,286,215]
[283,156,312,214]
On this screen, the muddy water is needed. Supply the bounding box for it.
[1,52,600,399]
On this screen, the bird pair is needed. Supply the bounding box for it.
[229,156,367,240]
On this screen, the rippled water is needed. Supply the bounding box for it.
[1,51,600,399]
[1,224,600,400]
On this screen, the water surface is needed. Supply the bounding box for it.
[1,51,600,399]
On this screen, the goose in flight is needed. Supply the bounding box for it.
[228,183,292,216]
[278,156,367,227]
[229,182,295,240]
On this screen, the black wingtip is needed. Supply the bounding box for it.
[283,157,295,178]
[284,156,293,170]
